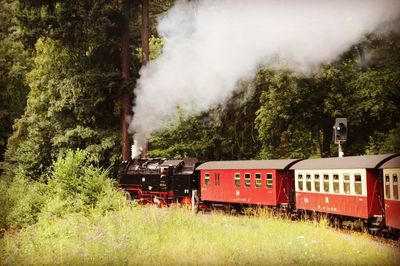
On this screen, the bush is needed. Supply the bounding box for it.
[3,149,126,229]
[40,149,126,220]
[4,169,46,229]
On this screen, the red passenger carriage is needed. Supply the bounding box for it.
[197,160,300,209]
[290,154,398,222]
[380,155,400,231]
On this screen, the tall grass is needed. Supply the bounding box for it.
[1,206,398,265]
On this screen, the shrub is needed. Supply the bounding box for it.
[4,169,46,228]
[3,149,126,229]
[39,149,126,221]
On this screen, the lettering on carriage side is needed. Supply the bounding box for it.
[236,190,240,196]
[325,197,329,203]
[304,197,309,203]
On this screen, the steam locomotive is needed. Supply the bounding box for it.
[117,154,400,236]
[117,157,199,205]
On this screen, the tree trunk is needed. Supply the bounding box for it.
[142,0,149,65]
[121,0,132,161]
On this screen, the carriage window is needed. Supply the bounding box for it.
[255,173,262,188]
[343,174,350,194]
[323,174,329,193]
[355,174,362,195]
[306,174,312,191]
[298,174,303,191]
[333,174,339,193]
[385,174,390,199]
[314,174,320,192]
[245,173,251,187]
[266,173,273,188]
[215,173,220,186]
[393,174,399,200]
[205,173,210,186]
[234,173,241,187]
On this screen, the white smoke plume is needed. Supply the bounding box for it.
[130,0,400,158]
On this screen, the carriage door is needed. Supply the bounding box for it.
[375,169,385,214]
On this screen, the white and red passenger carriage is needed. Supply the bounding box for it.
[290,154,399,223]
[380,155,400,231]
[197,160,300,209]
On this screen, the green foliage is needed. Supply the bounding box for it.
[5,171,46,228]
[365,124,400,154]
[136,35,164,61]
[5,37,121,178]
[2,149,126,230]
[255,69,320,158]
[255,32,400,158]
[0,0,31,161]
[40,149,125,220]
[149,117,221,160]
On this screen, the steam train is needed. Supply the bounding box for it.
[117,154,400,236]
[117,157,199,205]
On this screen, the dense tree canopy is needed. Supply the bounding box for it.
[0,0,399,181]
[1,0,174,178]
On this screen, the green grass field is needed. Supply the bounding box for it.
[1,206,399,265]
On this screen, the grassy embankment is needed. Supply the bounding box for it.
[1,206,399,265]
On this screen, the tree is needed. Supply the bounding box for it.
[255,69,320,159]
[255,32,400,159]
[5,0,125,178]
[0,0,31,161]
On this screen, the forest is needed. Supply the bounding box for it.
[0,0,400,236]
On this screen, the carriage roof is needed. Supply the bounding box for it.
[379,154,400,169]
[290,154,398,170]
[196,159,301,171]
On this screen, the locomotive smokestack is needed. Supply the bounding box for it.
[131,133,148,159]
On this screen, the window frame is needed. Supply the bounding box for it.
[354,173,362,196]
[393,174,399,200]
[306,174,312,192]
[298,174,303,191]
[234,173,241,187]
[323,174,330,193]
[333,174,340,193]
[385,174,390,199]
[314,174,320,192]
[204,173,210,186]
[266,173,273,189]
[255,173,262,188]
[343,173,350,194]
[244,173,251,188]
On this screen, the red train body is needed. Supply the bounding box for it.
[197,160,299,208]
[290,155,392,220]
[195,154,399,234]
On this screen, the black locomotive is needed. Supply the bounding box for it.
[117,157,199,205]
